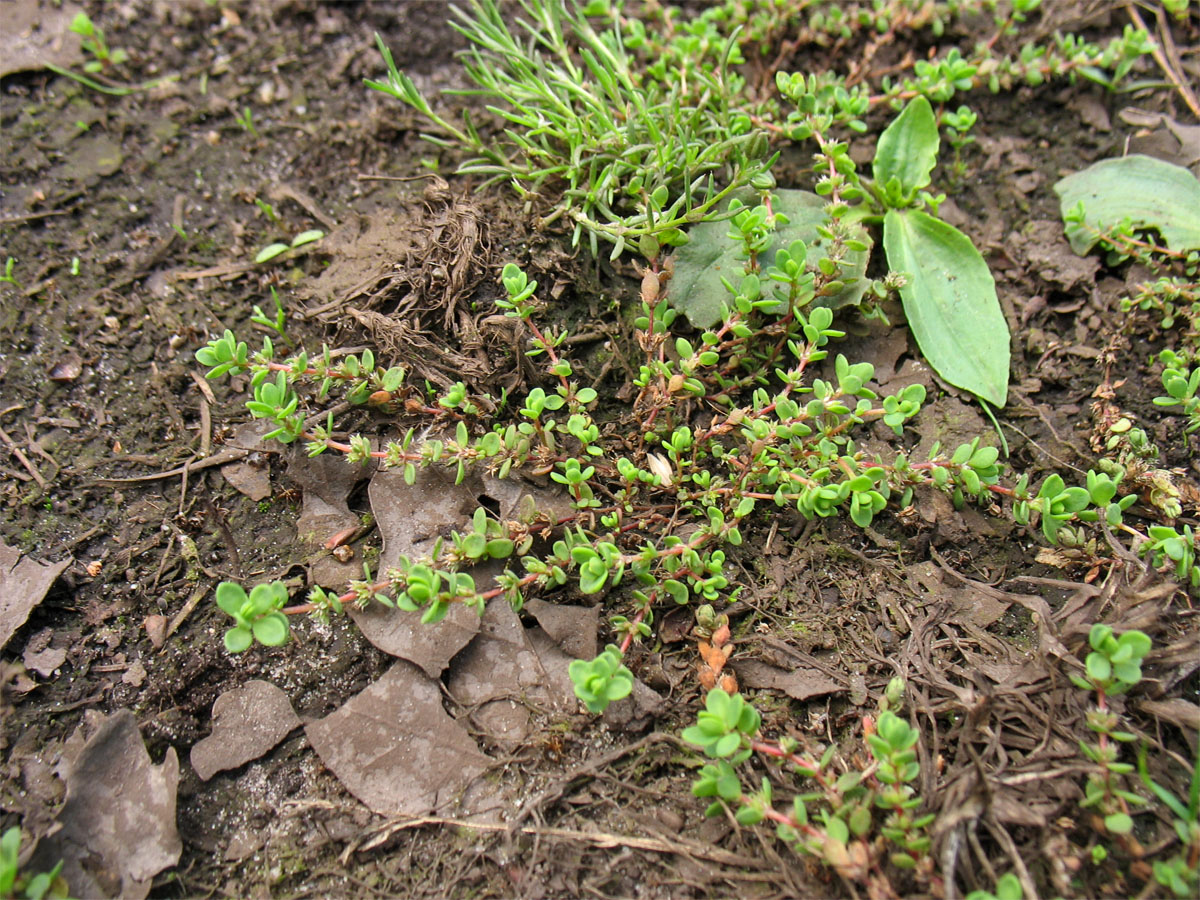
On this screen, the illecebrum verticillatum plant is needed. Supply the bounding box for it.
[198,208,1187,684]
[682,678,935,884]
[197,3,1198,691]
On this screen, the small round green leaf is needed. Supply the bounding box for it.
[1103,812,1133,835]
[291,229,325,248]
[224,626,253,653]
[214,581,248,616]
[252,612,290,646]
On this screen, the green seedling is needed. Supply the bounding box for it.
[234,106,259,138]
[70,12,128,72]
[48,10,179,95]
[255,229,324,264]
[0,827,69,900]
[364,0,1155,421]
[251,286,292,347]
[255,198,280,223]
[568,644,633,713]
[0,257,21,290]
[1154,349,1200,434]
[684,684,932,881]
[966,872,1023,900]
[214,581,291,652]
[1139,748,1200,898]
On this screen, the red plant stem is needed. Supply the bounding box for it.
[282,525,713,619]
[618,604,648,655]
[750,739,823,778]
[282,569,543,617]
[523,319,570,392]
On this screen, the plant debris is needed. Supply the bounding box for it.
[304,660,500,819]
[190,680,301,781]
[0,541,71,650]
[33,710,180,900]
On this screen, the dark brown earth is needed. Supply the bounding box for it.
[1,2,1198,898]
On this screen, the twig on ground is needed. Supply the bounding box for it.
[346,815,768,869]
[0,424,47,488]
[985,813,1040,900]
[1125,3,1200,119]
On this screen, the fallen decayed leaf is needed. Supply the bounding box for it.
[288,446,376,589]
[669,188,870,328]
[905,560,1010,629]
[349,597,482,679]
[305,661,498,818]
[349,465,486,675]
[190,680,301,781]
[47,349,83,383]
[121,659,147,687]
[1137,697,1200,742]
[1054,154,1200,255]
[522,598,598,661]
[219,459,272,501]
[0,0,84,78]
[731,658,842,702]
[143,614,169,648]
[447,598,573,748]
[0,540,72,650]
[22,645,66,678]
[34,710,180,900]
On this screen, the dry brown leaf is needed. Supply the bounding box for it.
[305,661,499,819]
[446,598,572,748]
[190,680,301,781]
[731,658,843,702]
[34,710,180,899]
[522,598,599,661]
[0,0,84,77]
[0,541,72,651]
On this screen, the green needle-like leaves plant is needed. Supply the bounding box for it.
[368,0,776,259]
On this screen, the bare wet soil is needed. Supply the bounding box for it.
[1,2,1198,899]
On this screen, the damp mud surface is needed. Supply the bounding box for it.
[1,2,1198,898]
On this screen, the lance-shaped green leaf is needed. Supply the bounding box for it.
[1054,154,1200,255]
[884,208,1009,407]
[873,96,939,207]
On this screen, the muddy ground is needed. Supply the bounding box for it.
[1,1,1198,898]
